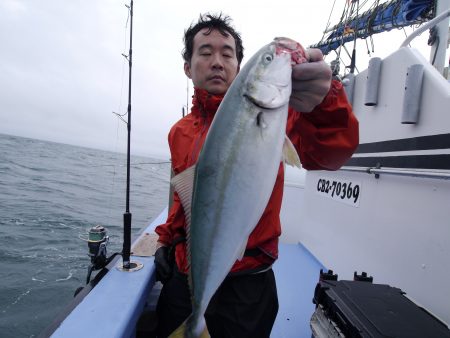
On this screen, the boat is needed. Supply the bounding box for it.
[39,0,450,337]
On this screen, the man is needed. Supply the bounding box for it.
[154,13,358,338]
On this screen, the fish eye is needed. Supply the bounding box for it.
[262,53,273,65]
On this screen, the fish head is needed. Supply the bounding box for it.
[273,37,307,66]
[244,37,306,110]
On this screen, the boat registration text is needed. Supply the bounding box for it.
[316,177,361,207]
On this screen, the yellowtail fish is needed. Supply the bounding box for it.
[169,37,306,338]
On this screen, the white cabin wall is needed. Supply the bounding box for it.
[281,47,450,325]
[353,48,450,144]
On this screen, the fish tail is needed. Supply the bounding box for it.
[168,315,209,338]
[199,327,209,338]
[168,320,188,338]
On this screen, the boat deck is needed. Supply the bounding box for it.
[47,209,325,337]
[272,242,325,337]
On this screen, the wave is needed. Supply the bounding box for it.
[55,270,74,282]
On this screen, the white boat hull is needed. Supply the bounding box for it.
[281,46,450,326]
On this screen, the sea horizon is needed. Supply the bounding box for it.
[0,131,170,163]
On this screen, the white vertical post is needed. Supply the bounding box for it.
[430,0,450,74]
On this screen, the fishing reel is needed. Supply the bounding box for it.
[74,225,122,297]
[82,225,119,285]
[87,225,109,270]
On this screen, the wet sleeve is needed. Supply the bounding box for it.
[287,79,359,170]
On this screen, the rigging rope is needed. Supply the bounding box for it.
[322,0,338,42]
[314,0,436,59]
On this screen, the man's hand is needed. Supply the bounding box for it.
[290,48,332,113]
[154,245,172,283]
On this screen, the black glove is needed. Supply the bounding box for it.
[154,246,172,284]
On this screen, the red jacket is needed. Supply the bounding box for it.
[155,80,359,274]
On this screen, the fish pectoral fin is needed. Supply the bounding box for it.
[237,241,247,261]
[171,165,196,227]
[283,135,302,168]
[256,111,268,129]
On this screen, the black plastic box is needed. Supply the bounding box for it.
[311,273,450,338]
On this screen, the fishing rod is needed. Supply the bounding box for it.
[77,0,141,289]
[122,0,134,270]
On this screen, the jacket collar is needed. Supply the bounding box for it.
[191,87,224,118]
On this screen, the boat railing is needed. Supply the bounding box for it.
[340,165,450,180]
[400,8,450,47]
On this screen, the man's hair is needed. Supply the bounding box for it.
[182,13,244,65]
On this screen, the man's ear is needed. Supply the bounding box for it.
[184,62,192,79]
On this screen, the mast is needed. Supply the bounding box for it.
[122,0,133,269]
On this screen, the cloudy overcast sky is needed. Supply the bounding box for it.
[0,0,431,159]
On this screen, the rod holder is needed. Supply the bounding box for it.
[402,64,424,124]
[365,57,382,106]
[342,73,356,106]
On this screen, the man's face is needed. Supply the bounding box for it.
[184,28,239,95]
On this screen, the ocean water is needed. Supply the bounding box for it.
[0,133,171,337]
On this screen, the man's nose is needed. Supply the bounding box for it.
[211,54,224,70]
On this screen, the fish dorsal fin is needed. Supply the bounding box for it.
[237,240,247,261]
[171,165,196,228]
[283,135,302,168]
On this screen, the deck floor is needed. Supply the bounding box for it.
[47,208,325,338]
[271,243,325,338]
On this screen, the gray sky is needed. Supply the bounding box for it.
[0,0,431,159]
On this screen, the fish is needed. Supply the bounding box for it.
[169,37,306,338]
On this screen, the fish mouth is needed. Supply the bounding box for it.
[243,93,285,110]
[273,37,307,65]
[274,37,300,52]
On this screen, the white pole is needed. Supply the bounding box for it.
[429,0,450,74]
